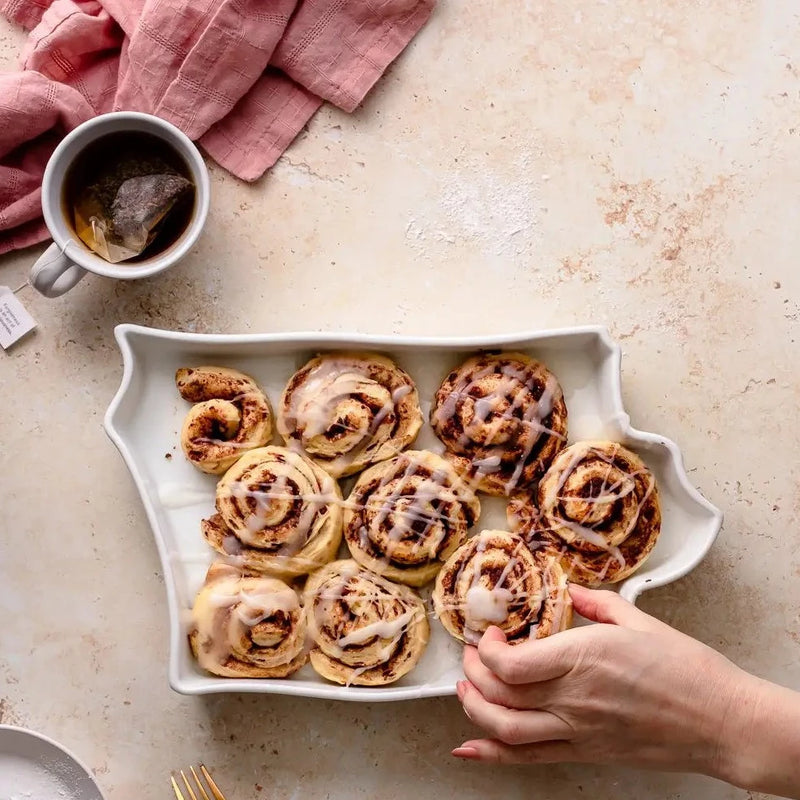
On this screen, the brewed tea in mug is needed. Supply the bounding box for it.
[62,131,196,264]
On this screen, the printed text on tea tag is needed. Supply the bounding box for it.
[0,286,37,349]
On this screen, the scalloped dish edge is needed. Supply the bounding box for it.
[103,324,723,701]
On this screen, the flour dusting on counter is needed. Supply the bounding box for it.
[406,152,543,260]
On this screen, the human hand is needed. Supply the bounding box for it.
[452,585,800,796]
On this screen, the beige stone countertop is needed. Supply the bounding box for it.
[1,2,799,798]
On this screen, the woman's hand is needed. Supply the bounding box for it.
[453,585,800,798]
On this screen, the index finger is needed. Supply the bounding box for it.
[478,626,579,685]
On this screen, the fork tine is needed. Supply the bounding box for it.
[180,771,199,800]
[190,766,212,800]
[200,765,227,800]
[171,775,186,800]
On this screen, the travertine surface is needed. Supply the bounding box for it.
[1,2,799,798]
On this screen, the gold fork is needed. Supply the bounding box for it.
[170,765,227,800]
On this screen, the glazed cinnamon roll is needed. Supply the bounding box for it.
[189,563,307,678]
[176,366,273,474]
[277,352,423,478]
[202,446,343,580]
[432,529,572,645]
[430,352,568,496]
[343,450,480,587]
[303,560,430,686]
[508,441,661,586]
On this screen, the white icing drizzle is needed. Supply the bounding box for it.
[336,610,415,648]
[559,519,626,567]
[368,460,447,562]
[556,477,636,505]
[225,470,339,556]
[543,442,593,509]
[392,384,413,403]
[595,555,614,583]
[310,565,420,680]
[463,627,482,645]
[207,586,299,617]
[212,452,471,571]
[470,455,502,470]
[194,578,301,672]
[344,665,371,687]
[502,373,561,493]
[284,358,416,474]
[540,443,657,570]
[431,357,566,492]
[311,564,358,657]
[300,374,373,437]
[494,543,522,590]
[447,533,544,642]
[194,437,257,449]
[465,585,514,624]
[159,484,215,508]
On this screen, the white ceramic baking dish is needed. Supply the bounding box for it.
[104,324,722,701]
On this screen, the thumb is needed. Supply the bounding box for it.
[480,626,508,646]
[568,585,670,634]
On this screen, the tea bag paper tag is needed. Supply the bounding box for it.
[0,286,37,349]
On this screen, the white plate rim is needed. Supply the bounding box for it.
[0,724,105,800]
[103,323,723,700]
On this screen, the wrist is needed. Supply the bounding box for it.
[714,671,800,795]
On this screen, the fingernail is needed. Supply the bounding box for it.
[452,746,480,759]
[461,686,472,722]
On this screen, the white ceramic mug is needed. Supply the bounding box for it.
[30,111,210,298]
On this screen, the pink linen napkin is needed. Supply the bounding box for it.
[0,0,434,255]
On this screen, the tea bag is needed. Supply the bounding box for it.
[73,153,194,263]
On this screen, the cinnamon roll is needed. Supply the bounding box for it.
[277,352,423,478]
[430,352,568,496]
[176,366,273,474]
[303,560,430,686]
[432,529,572,645]
[508,441,661,586]
[189,563,307,678]
[343,450,480,587]
[202,446,343,580]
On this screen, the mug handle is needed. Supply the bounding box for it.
[30,243,87,298]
